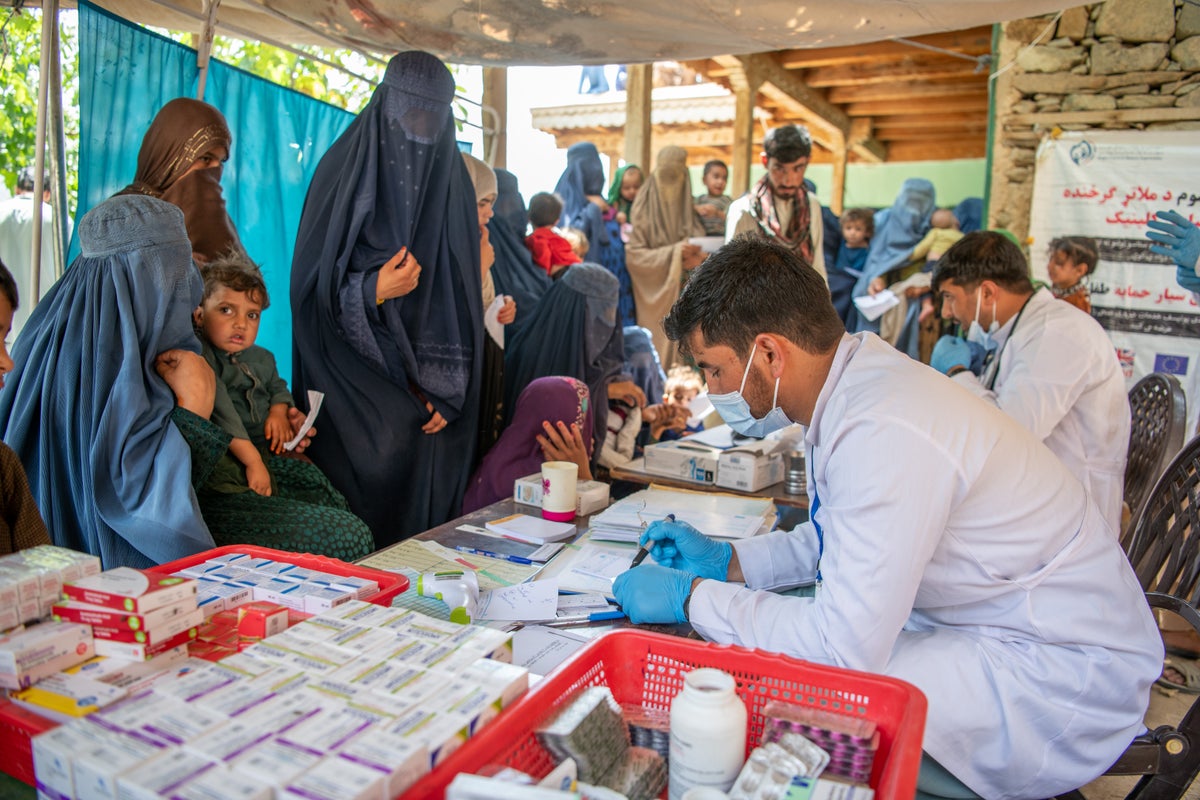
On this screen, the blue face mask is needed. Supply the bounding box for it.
[707,342,792,438]
[965,289,999,353]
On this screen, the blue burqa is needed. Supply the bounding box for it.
[290,52,483,547]
[622,326,666,403]
[849,178,936,333]
[504,263,624,454]
[488,175,551,327]
[0,195,214,568]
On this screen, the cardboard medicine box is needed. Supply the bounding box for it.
[62,568,196,614]
[716,440,786,492]
[643,440,721,485]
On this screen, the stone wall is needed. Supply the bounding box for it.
[989,0,1200,239]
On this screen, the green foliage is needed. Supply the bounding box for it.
[0,8,80,205]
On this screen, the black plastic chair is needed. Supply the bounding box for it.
[1057,433,1200,799]
[1124,373,1188,540]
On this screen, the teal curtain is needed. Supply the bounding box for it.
[76,0,355,379]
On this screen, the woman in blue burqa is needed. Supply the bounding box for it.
[504,263,625,464]
[290,51,483,548]
[489,168,550,325]
[0,195,373,567]
[848,178,936,338]
[554,143,637,327]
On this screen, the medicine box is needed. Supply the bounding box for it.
[0,621,94,689]
[51,599,196,633]
[643,440,721,485]
[513,475,611,515]
[717,442,785,492]
[236,602,290,639]
[62,568,196,614]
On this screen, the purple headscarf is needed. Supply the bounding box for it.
[462,377,592,513]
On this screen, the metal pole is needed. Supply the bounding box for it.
[48,13,69,280]
[196,0,220,100]
[30,0,58,304]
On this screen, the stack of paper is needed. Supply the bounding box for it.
[485,514,577,544]
[588,488,774,543]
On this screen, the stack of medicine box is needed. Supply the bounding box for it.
[172,552,369,621]
[52,567,202,662]
[0,545,101,631]
[33,600,529,800]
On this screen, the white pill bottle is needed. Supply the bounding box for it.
[668,667,748,799]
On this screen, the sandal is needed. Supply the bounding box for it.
[1156,657,1200,693]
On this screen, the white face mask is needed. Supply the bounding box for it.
[707,341,792,439]
[965,289,999,352]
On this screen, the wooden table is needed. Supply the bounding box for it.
[609,457,809,510]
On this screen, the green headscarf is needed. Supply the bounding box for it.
[607,164,642,219]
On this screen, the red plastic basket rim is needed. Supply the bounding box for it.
[154,544,409,606]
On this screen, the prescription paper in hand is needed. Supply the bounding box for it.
[852,290,900,322]
[284,390,324,451]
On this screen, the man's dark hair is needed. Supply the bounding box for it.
[528,192,565,228]
[702,159,728,178]
[841,207,875,238]
[199,250,269,309]
[16,167,47,193]
[0,258,18,309]
[932,231,1035,295]
[1048,236,1099,275]
[762,125,812,164]
[664,235,843,359]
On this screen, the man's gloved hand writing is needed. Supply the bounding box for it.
[640,518,731,581]
[613,564,695,624]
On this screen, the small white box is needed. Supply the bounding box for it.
[717,441,785,492]
[513,475,611,515]
[115,749,214,800]
[337,733,429,798]
[643,441,721,484]
[303,587,356,614]
[70,730,164,800]
[170,766,272,800]
[32,724,93,799]
[282,754,386,800]
[229,739,322,789]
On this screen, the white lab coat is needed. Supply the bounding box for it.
[950,288,1129,536]
[688,333,1161,800]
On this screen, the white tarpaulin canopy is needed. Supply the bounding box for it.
[77,0,1073,64]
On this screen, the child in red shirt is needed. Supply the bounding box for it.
[525,192,582,277]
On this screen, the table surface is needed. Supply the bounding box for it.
[366,498,695,638]
[609,457,809,510]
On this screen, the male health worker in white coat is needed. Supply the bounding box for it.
[612,236,1161,800]
[926,231,1129,535]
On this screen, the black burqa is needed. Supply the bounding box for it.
[488,171,551,332]
[504,263,624,456]
[290,52,483,548]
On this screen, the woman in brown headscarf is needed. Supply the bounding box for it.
[625,145,706,369]
[120,98,243,263]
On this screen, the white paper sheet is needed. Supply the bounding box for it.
[852,289,900,322]
[475,580,559,622]
[512,625,590,675]
[283,390,324,451]
[688,236,726,254]
[484,295,508,348]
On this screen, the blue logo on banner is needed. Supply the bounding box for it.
[1154,354,1190,375]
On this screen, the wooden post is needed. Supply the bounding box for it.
[482,67,508,168]
[830,140,847,215]
[624,64,652,170]
[731,85,757,198]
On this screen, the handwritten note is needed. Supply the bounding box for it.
[358,538,541,591]
[476,581,559,622]
[852,290,899,322]
[284,390,324,451]
[513,625,590,675]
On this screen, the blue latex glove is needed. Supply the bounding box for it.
[965,340,988,374]
[613,564,695,624]
[639,518,731,581]
[931,335,973,375]
[1178,263,1200,294]
[1147,210,1200,273]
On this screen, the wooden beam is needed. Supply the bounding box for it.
[886,139,986,161]
[847,117,885,163]
[874,128,987,142]
[807,58,984,88]
[713,54,763,198]
[827,82,987,105]
[777,27,993,69]
[847,97,988,117]
[728,52,849,147]
[481,67,507,169]
[1004,107,1200,126]
[830,145,847,215]
[871,112,989,131]
[624,64,652,170]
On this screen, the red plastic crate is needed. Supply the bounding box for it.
[0,545,407,787]
[156,544,409,605]
[412,630,927,799]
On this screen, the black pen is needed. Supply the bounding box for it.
[630,513,675,568]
